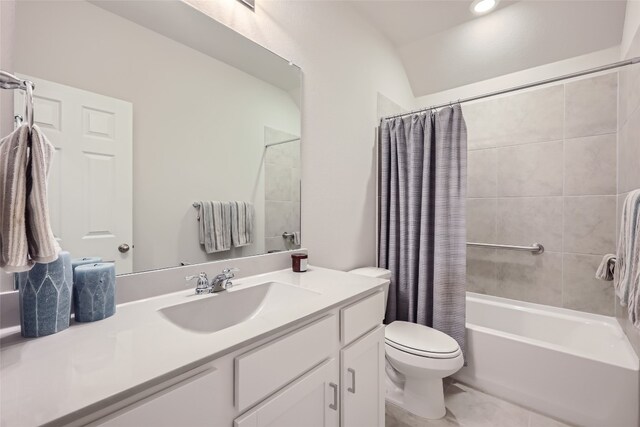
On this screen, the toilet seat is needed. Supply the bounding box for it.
[385,321,461,359]
[385,339,462,359]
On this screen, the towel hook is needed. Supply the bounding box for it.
[24,81,34,130]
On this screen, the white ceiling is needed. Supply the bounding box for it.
[352,0,516,47]
[90,0,301,92]
[351,0,627,96]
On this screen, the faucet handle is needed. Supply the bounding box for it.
[186,272,210,294]
[222,267,239,277]
[185,271,207,281]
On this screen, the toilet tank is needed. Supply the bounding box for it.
[348,267,391,308]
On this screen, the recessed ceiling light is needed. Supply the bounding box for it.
[470,0,499,15]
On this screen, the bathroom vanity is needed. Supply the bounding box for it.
[0,267,388,427]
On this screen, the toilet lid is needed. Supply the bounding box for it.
[385,321,460,355]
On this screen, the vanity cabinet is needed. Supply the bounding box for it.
[234,359,340,427]
[341,326,385,427]
[93,366,222,427]
[85,290,385,427]
[234,314,338,412]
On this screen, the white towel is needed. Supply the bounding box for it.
[595,254,616,281]
[614,190,640,306]
[231,201,254,247]
[198,201,231,253]
[27,126,60,263]
[0,125,60,272]
[624,193,640,328]
[632,261,640,328]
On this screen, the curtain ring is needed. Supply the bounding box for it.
[24,81,34,130]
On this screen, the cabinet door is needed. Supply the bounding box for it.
[234,359,339,427]
[93,366,219,427]
[341,325,385,427]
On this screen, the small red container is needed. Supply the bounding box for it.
[291,253,308,273]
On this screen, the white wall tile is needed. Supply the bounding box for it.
[464,72,619,316]
[265,200,293,238]
[467,149,497,198]
[565,73,617,138]
[496,251,562,306]
[618,106,640,193]
[467,198,497,243]
[563,196,616,254]
[619,64,640,128]
[563,253,614,315]
[497,197,563,252]
[564,134,616,196]
[265,163,293,202]
[497,141,563,197]
[463,85,563,149]
[467,247,498,295]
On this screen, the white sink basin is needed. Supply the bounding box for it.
[158,282,321,333]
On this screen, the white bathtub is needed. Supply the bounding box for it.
[455,292,640,427]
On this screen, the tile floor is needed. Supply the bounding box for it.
[385,381,572,427]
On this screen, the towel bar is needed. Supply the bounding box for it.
[466,242,544,255]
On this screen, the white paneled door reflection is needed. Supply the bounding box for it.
[15,75,133,273]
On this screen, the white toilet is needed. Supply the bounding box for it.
[349,267,464,420]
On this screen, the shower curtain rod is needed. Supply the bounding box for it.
[383,56,640,120]
[265,137,300,148]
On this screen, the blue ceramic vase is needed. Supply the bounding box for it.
[15,251,73,338]
[73,262,116,322]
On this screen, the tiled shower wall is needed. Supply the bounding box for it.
[617,63,640,353]
[264,127,301,252]
[464,72,618,315]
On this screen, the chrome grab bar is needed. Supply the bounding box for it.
[466,242,544,255]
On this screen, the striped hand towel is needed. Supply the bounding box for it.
[231,201,254,247]
[622,192,640,328]
[0,126,31,271]
[0,125,60,272]
[26,126,60,263]
[614,190,640,306]
[198,201,231,253]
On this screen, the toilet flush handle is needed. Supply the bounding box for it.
[347,368,356,393]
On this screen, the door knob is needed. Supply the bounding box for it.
[118,243,130,253]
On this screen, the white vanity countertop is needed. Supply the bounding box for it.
[0,266,387,427]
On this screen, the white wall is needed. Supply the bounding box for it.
[184,0,415,271]
[415,47,621,109]
[399,1,625,96]
[622,0,640,58]
[0,1,15,139]
[616,0,640,358]
[12,0,300,273]
[0,2,14,292]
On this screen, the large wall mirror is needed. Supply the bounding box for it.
[8,0,301,277]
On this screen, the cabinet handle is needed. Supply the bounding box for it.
[347,368,356,394]
[329,382,338,410]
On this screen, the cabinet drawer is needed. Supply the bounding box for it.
[235,314,338,412]
[340,291,385,345]
[92,365,218,427]
[234,358,339,427]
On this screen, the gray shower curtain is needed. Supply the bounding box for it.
[378,105,467,353]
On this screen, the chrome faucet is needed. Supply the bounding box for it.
[185,272,211,295]
[186,268,238,295]
[210,268,238,292]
